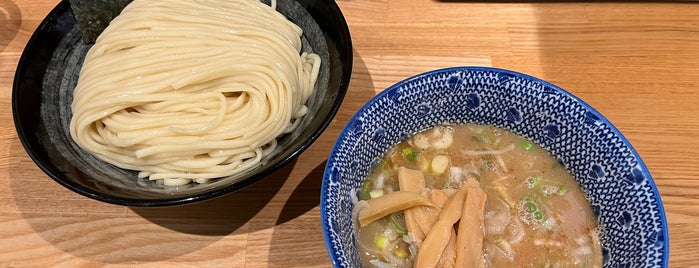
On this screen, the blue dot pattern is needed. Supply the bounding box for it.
[321,67,667,268]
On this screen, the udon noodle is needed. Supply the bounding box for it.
[69,0,321,185]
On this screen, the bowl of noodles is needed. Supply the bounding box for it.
[12,0,352,206]
[321,67,667,267]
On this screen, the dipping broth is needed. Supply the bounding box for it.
[354,124,602,267]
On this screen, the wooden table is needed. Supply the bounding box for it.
[1,0,698,266]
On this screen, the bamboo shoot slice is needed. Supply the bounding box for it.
[454,185,488,268]
[415,186,468,268]
[358,191,433,227]
[436,230,457,268]
[398,167,428,240]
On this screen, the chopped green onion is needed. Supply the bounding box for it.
[380,160,393,176]
[522,197,549,225]
[526,202,538,213]
[534,211,543,220]
[374,235,389,250]
[389,213,408,236]
[359,180,374,200]
[394,248,409,259]
[525,176,543,189]
[370,189,384,199]
[518,140,534,151]
[401,147,419,163]
[407,151,418,162]
[472,134,493,144]
[557,187,567,196]
[541,184,568,196]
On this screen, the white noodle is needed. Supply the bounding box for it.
[69,0,320,185]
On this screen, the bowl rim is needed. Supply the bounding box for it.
[320,66,668,267]
[12,0,353,207]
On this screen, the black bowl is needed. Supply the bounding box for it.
[12,0,352,206]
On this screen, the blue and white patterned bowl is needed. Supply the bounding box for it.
[321,67,668,267]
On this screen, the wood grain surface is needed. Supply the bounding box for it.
[2,0,698,267]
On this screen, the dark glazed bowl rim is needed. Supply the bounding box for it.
[12,0,353,207]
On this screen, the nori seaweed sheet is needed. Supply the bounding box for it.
[68,0,133,43]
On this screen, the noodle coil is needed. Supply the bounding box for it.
[69,0,321,186]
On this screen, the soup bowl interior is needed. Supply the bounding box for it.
[321,67,667,267]
[12,0,352,206]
